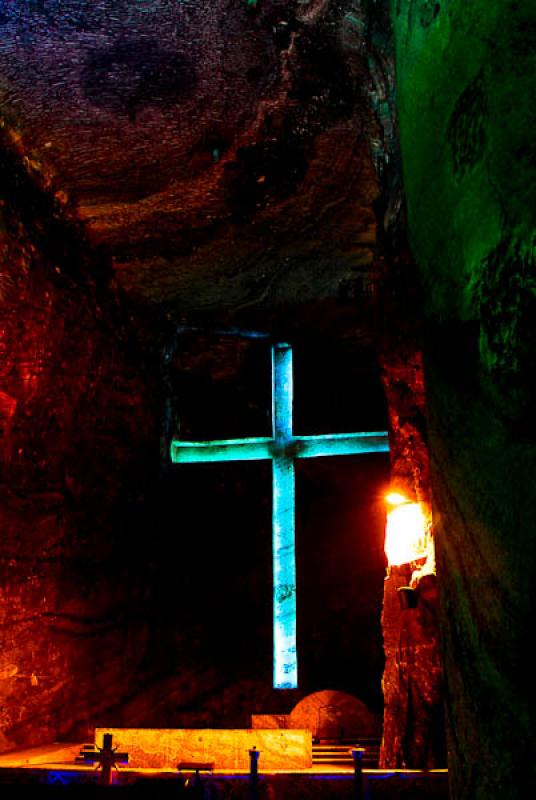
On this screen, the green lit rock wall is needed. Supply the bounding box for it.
[391,1,536,798]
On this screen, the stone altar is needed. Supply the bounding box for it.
[95,729,312,771]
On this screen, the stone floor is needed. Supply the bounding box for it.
[0,743,448,800]
[0,743,449,797]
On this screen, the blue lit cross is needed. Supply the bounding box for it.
[170,343,389,689]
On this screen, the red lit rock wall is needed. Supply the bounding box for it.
[377,232,430,510]
[380,348,430,508]
[0,133,157,752]
[378,341,446,767]
[380,566,445,768]
[376,227,444,767]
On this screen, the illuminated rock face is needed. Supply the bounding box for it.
[377,294,444,767]
[0,142,157,751]
[378,424,444,768]
[392,1,536,796]
[380,566,445,769]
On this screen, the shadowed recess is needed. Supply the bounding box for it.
[81,38,197,119]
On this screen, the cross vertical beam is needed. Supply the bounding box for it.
[272,344,298,688]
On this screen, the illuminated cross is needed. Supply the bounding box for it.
[170,343,389,689]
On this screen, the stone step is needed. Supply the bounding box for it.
[313,756,363,762]
[313,745,380,751]
[312,741,380,768]
[313,743,381,752]
[314,740,381,748]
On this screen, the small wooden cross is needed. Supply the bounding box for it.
[79,734,129,785]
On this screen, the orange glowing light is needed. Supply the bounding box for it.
[385,502,429,566]
[385,491,410,506]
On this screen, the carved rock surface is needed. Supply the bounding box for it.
[0,1,385,315]
[393,1,536,796]
[0,139,157,751]
[380,568,445,769]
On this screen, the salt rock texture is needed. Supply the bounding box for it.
[0,1,390,314]
[392,1,536,797]
[377,305,443,768]
[380,567,445,769]
[0,129,157,751]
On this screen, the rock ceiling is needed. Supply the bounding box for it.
[0,1,391,329]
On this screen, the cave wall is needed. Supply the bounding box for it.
[0,2,399,747]
[380,566,445,769]
[379,336,445,768]
[378,258,445,769]
[0,131,158,751]
[391,1,536,797]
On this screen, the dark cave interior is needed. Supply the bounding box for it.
[1,2,535,799]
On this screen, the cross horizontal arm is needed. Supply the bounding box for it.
[170,437,273,463]
[171,431,390,463]
[294,431,389,459]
